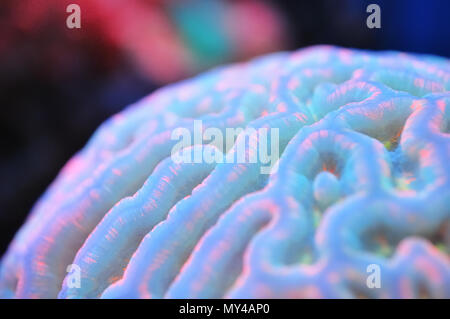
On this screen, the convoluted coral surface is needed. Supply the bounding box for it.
[1,46,449,299]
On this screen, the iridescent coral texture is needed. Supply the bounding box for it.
[1,46,449,298]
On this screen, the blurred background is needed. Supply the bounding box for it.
[0,0,449,256]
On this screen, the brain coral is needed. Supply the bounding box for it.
[1,46,449,299]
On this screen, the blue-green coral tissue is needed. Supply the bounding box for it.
[0,46,449,299]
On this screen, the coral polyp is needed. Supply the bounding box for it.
[1,46,449,299]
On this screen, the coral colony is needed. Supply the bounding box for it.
[1,46,449,299]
